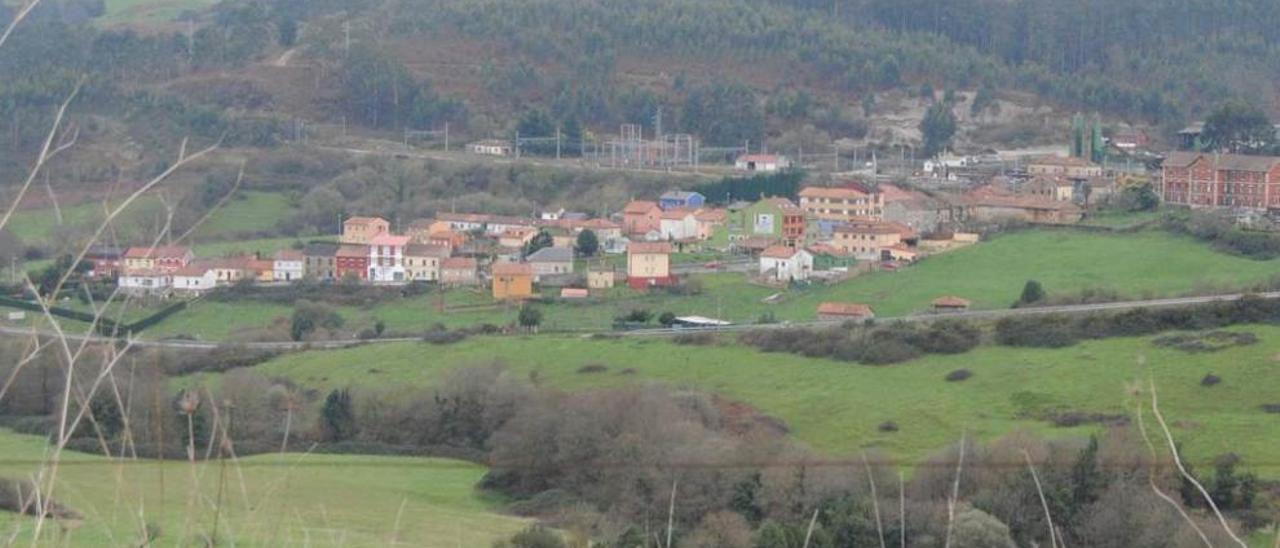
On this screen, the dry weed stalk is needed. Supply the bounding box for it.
[1131,385,1213,548]
[943,431,966,548]
[861,454,886,548]
[801,506,820,548]
[1020,449,1058,548]
[1147,378,1248,548]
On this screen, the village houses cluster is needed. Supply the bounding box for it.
[80,153,1110,318]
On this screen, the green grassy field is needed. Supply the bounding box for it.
[0,429,527,546]
[145,229,1280,340]
[196,192,298,240]
[212,324,1280,479]
[5,196,167,247]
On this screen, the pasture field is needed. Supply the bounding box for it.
[0,429,527,546]
[101,0,216,25]
[209,324,1280,479]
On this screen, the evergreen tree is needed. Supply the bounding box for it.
[1017,280,1046,306]
[920,103,957,157]
[320,389,357,442]
[575,229,599,257]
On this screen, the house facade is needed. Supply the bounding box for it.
[626,241,675,289]
[441,257,478,285]
[491,262,534,300]
[798,185,883,222]
[525,246,573,280]
[759,246,813,282]
[273,250,305,281]
[123,246,192,274]
[1161,151,1280,210]
[622,200,663,236]
[659,209,699,241]
[1026,155,1103,179]
[833,221,909,261]
[368,234,410,282]
[304,242,340,280]
[341,216,390,244]
[735,154,791,172]
[404,244,450,282]
[173,263,218,294]
[736,198,806,247]
[335,244,370,280]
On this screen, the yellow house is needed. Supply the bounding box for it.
[498,227,539,249]
[832,221,914,261]
[491,262,534,300]
[626,242,674,289]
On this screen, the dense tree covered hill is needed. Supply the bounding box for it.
[373,0,1280,125]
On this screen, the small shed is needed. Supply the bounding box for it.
[817,302,875,322]
[560,288,589,299]
[932,296,972,313]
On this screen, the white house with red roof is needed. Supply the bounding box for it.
[759,246,813,282]
[368,233,411,282]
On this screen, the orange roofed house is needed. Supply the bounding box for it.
[622,200,662,237]
[817,302,875,322]
[123,245,193,274]
[627,241,675,289]
[341,216,390,244]
[491,262,534,300]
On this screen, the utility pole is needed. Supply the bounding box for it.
[444,122,449,151]
[556,127,561,160]
[515,131,520,159]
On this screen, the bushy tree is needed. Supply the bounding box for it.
[319,388,357,442]
[1016,280,1046,307]
[575,229,599,257]
[517,305,543,332]
[1202,100,1274,154]
[920,103,957,157]
[290,300,344,341]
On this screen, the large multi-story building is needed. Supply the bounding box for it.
[1161,151,1280,210]
[798,185,883,222]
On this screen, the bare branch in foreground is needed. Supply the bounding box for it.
[1132,386,1213,548]
[0,79,81,234]
[862,453,886,548]
[1148,378,1247,548]
[943,431,967,548]
[1021,449,1058,548]
[0,0,45,50]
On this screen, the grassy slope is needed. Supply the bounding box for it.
[148,229,1280,340]
[101,0,216,24]
[226,325,1280,479]
[0,429,526,546]
[196,191,297,240]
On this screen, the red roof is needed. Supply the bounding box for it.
[370,234,411,246]
[628,242,673,254]
[335,244,367,258]
[760,245,801,259]
[492,262,533,276]
[623,200,660,214]
[345,216,388,226]
[273,249,305,261]
[124,245,190,259]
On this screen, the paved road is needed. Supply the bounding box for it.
[2,291,1275,350]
